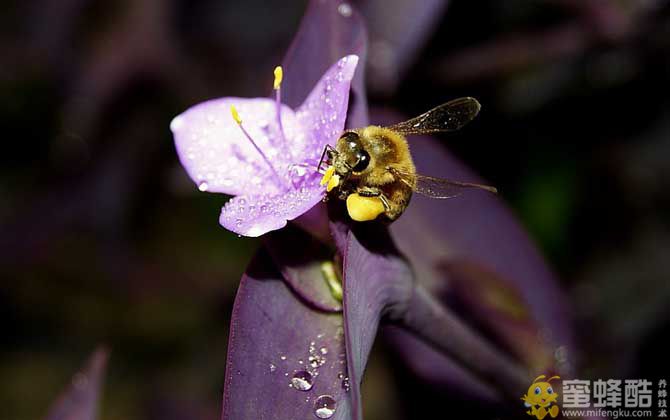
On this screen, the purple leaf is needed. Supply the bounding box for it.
[337,222,413,419]
[355,0,450,94]
[336,217,530,416]
[44,347,108,420]
[222,250,352,420]
[264,225,342,313]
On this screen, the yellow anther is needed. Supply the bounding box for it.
[327,174,340,192]
[346,193,385,222]
[273,66,283,90]
[230,105,242,125]
[320,166,335,186]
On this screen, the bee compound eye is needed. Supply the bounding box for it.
[341,132,359,149]
[352,149,370,172]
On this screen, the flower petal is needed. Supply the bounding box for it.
[281,1,367,110]
[295,55,360,162]
[222,250,353,420]
[45,348,108,420]
[171,97,302,196]
[219,177,324,237]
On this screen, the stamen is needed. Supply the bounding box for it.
[273,66,283,90]
[320,260,343,301]
[230,105,286,189]
[273,66,287,147]
[320,166,336,186]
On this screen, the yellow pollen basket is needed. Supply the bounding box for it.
[346,193,385,222]
[273,66,283,90]
[230,105,242,125]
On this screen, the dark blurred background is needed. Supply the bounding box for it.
[2,1,670,419]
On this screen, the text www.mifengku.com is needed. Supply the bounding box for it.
[562,408,654,419]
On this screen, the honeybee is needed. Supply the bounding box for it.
[319,97,497,222]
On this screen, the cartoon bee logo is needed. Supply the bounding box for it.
[521,375,561,419]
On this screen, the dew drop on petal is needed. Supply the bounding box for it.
[314,395,336,418]
[269,363,277,372]
[198,181,209,191]
[291,370,313,391]
[337,3,352,17]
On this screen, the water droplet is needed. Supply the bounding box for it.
[198,181,209,191]
[342,377,350,392]
[72,372,88,389]
[319,347,328,355]
[170,116,184,131]
[269,363,277,372]
[291,371,313,391]
[337,3,352,17]
[280,355,287,361]
[314,395,336,418]
[554,345,568,363]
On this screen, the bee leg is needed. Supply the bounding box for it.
[356,186,382,197]
[356,187,391,212]
[378,194,391,212]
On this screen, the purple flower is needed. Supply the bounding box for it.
[170,55,359,237]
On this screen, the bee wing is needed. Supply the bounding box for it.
[385,97,481,136]
[390,168,497,199]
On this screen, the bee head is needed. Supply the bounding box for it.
[332,131,370,176]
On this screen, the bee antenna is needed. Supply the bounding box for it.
[547,376,561,382]
[317,144,335,173]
